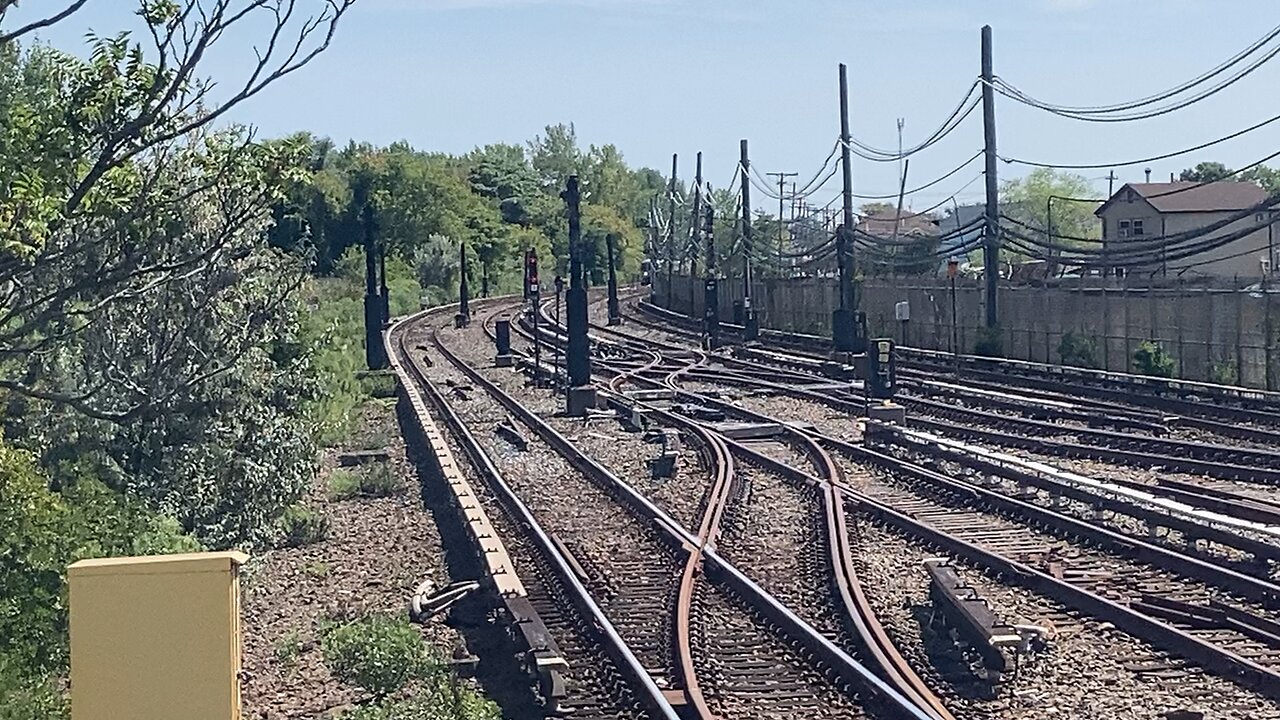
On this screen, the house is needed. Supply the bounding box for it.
[856,209,939,238]
[1094,182,1279,278]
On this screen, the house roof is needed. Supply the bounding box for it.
[1096,181,1267,216]
[856,211,939,237]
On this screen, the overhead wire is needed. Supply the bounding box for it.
[989,34,1280,122]
[999,110,1280,169]
[986,23,1280,115]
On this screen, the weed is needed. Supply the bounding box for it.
[277,505,328,547]
[1133,340,1176,378]
[275,630,303,666]
[1058,331,1099,368]
[328,470,362,500]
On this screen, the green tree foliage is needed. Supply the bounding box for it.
[0,3,356,713]
[1179,161,1280,193]
[1000,168,1101,267]
[269,124,660,296]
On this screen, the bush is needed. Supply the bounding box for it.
[340,693,501,720]
[322,615,434,699]
[277,505,328,547]
[1058,331,1099,368]
[1209,360,1238,385]
[328,465,403,501]
[1133,341,1175,378]
[358,464,403,498]
[973,326,1004,358]
[328,470,362,500]
[358,372,398,400]
[274,631,303,666]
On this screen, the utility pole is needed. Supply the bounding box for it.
[981,24,1000,330]
[834,62,859,354]
[689,152,704,317]
[767,171,798,277]
[740,139,759,339]
[666,154,678,310]
[562,175,595,415]
[1107,170,1117,197]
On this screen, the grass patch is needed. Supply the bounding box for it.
[277,505,328,547]
[328,470,362,500]
[358,371,398,399]
[328,464,403,501]
[304,561,329,578]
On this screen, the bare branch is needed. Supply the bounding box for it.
[0,0,92,45]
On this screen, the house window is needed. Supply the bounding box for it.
[1131,219,1144,236]
[1118,220,1130,238]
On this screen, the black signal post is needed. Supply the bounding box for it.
[606,233,621,325]
[362,202,387,370]
[456,241,470,328]
[561,176,596,415]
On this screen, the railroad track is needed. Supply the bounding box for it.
[396,298,933,720]
[628,298,1280,444]
[555,302,1280,714]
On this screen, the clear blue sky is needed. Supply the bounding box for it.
[12,0,1280,212]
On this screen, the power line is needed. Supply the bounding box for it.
[999,110,1280,169]
[989,24,1280,121]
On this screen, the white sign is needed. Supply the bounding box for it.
[894,301,910,321]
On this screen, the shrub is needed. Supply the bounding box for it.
[275,631,303,666]
[328,470,362,500]
[1058,331,1099,369]
[277,505,328,547]
[1133,341,1175,378]
[359,372,398,400]
[358,464,404,498]
[328,465,402,500]
[322,615,434,699]
[1209,360,1238,385]
[340,693,501,720]
[973,326,1004,358]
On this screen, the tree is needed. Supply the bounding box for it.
[528,123,581,191]
[1179,161,1233,183]
[1000,168,1101,272]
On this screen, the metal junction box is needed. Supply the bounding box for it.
[69,551,249,720]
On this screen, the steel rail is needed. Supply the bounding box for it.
[387,304,682,719]
[450,307,935,720]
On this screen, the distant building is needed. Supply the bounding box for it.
[1095,182,1278,278]
[856,209,939,237]
[939,202,984,264]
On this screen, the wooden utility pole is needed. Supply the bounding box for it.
[740,139,758,339]
[767,171,798,276]
[666,154,678,310]
[834,62,859,352]
[981,24,1000,329]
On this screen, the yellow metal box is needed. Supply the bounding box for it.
[68,551,249,720]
